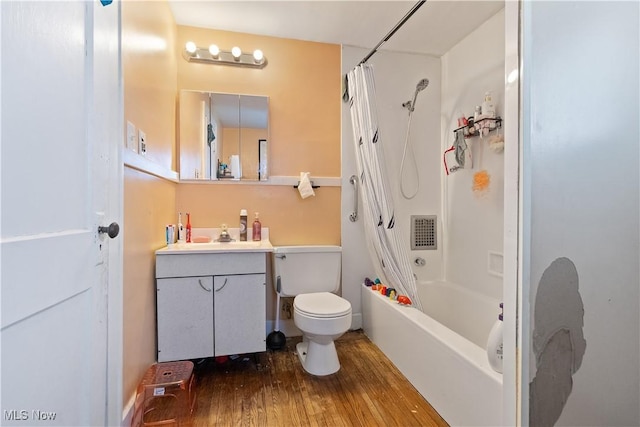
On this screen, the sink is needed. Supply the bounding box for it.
[158,239,273,254]
[177,241,261,249]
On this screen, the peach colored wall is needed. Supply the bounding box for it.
[122,169,176,403]
[176,184,341,246]
[179,90,208,179]
[122,0,177,407]
[123,1,177,170]
[176,26,342,246]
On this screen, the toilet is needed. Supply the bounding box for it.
[272,245,352,376]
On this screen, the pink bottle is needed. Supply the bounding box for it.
[252,212,262,241]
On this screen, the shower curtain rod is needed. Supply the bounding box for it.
[357,0,426,65]
[343,1,426,102]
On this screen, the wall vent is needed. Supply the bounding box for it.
[411,215,437,250]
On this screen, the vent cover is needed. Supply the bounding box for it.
[411,215,437,250]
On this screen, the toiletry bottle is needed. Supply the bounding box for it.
[186,213,192,243]
[486,303,503,373]
[482,91,496,119]
[474,105,482,122]
[166,224,175,246]
[252,212,262,241]
[177,213,185,243]
[239,209,247,241]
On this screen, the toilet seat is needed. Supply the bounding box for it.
[294,292,351,318]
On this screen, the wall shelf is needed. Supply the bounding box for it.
[454,116,502,138]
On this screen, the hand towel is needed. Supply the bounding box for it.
[453,129,467,168]
[298,172,315,199]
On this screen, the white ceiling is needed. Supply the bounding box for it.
[168,1,504,57]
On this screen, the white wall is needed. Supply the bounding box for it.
[441,9,505,301]
[523,1,639,425]
[341,46,442,326]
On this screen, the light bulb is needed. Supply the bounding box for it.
[231,46,242,60]
[208,44,220,58]
[253,49,264,63]
[185,41,197,54]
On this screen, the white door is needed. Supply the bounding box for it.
[1,1,122,426]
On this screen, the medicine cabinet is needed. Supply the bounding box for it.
[179,91,269,181]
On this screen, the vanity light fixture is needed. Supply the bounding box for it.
[253,49,264,64]
[231,46,242,60]
[183,41,267,69]
[185,41,197,55]
[208,44,220,58]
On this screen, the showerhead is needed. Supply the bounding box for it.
[416,78,430,92]
[404,78,430,112]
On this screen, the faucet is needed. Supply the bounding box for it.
[216,224,234,242]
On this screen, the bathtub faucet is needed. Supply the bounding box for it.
[414,257,426,267]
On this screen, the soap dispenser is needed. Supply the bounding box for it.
[482,91,496,118]
[252,212,262,241]
[486,303,503,373]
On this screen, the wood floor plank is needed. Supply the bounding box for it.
[271,346,310,426]
[190,330,448,427]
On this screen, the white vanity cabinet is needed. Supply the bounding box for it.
[155,251,268,362]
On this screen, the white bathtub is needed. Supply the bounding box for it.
[361,281,503,426]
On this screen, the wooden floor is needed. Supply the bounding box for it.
[191,330,448,426]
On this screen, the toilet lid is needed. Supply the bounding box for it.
[294,292,352,318]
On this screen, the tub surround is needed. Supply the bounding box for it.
[418,280,501,348]
[441,9,505,301]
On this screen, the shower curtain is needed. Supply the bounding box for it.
[347,64,422,310]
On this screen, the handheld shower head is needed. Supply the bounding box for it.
[416,78,430,92]
[404,78,430,112]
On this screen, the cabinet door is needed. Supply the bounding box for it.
[157,276,214,362]
[214,274,266,356]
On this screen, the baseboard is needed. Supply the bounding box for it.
[121,391,136,427]
[350,312,363,330]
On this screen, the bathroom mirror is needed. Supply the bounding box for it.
[179,91,269,181]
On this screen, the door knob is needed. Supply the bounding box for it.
[98,222,120,239]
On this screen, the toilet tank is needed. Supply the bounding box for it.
[272,246,341,297]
